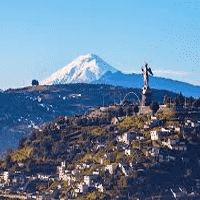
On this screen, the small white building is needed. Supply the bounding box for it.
[150,131,161,141]
[93,171,99,175]
[119,165,128,176]
[162,138,179,149]
[144,124,150,129]
[122,132,129,144]
[100,158,106,165]
[82,163,91,169]
[111,117,119,125]
[37,174,50,181]
[62,174,76,186]
[148,147,160,157]
[151,116,157,120]
[117,132,135,144]
[57,161,66,179]
[125,149,133,156]
[136,134,144,140]
[69,94,82,99]
[84,176,90,186]
[57,166,64,179]
[118,116,126,122]
[3,172,9,183]
[100,107,109,112]
[77,182,88,193]
[161,127,171,133]
[175,127,181,132]
[18,163,24,168]
[104,165,114,175]
[95,183,104,192]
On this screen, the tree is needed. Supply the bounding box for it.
[117,106,124,117]
[126,106,133,116]
[107,112,112,123]
[163,95,172,104]
[178,92,184,106]
[133,105,139,115]
[18,136,27,148]
[192,99,200,108]
[173,93,184,107]
[32,79,39,86]
[150,102,159,115]
[186,96,194,107]
[29,130,38,141]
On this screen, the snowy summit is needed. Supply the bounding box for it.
[41,54,118,85]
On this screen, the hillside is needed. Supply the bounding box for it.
[1,104,200,199]
[0,83,178,156]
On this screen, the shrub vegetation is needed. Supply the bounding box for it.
[10,146,33,162]
[118,115,151,130]
[156,110,176,121]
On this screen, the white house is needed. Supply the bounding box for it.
[111,117,119,125]
[118,116,126,122]
[150,131,161,141]
[175,127,181,132]
[161,128,172,135]
[162,138,179,149]
[95,183,104,192]
[151,116,157,120]
[18,163,24,168]
[144,124,150,129]
[57,166,64,179]
[84,176,90,186]
[37,174,51,181]
[3,172,9,183]
[122,132,129,144]
[136,134,144,140]
[69,94,82,99]
[77,182,88,193]
[100,107,109,112]
[118,163,129,176]
[62,174,76,186]
[104,165,114,175]
[148,147,160,157]
[117,132,135,144]
[57,161,67,179]
[93,171,99,175]
[125,149,134,156]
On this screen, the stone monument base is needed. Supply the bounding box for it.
[141,90,152,106]
[139,106,153,115]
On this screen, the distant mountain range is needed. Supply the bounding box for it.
[41,54,200,97]
[92,71,200,97]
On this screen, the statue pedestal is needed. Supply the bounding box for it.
[141,89,152,106]
[139,106,153,115]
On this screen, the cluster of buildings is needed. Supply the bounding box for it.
[1,104,200,199]
[57,161,104,197]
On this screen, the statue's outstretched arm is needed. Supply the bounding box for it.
[148,68,153,76]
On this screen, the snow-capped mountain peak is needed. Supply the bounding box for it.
[41,54,118,85]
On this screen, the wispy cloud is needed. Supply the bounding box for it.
[123,69,198,79]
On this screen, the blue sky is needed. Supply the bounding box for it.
[0,0,200,90]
